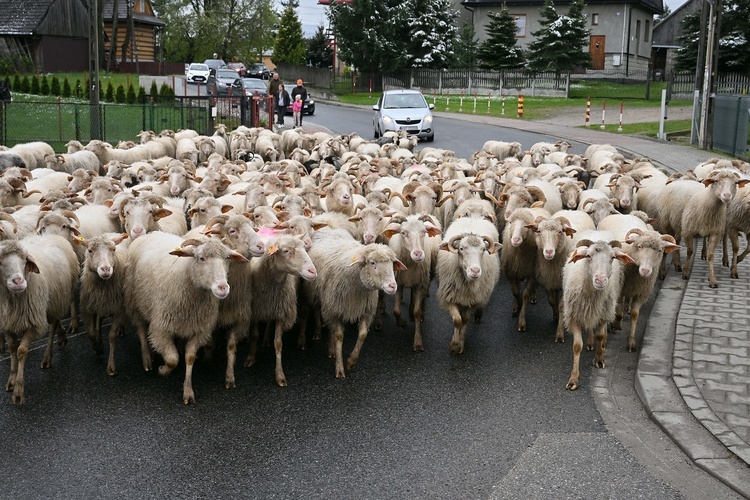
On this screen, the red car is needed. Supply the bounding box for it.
[227,62,247,77]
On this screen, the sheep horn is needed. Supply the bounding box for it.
[526,186,547,204]
[435,194,455,207]
[389,192,410,207]
[61,210,80,226]
[482,235,495,251]
[660,234,677,244]
[0,212,17,231]
[204,215,230,230]
[22,189,42,198]
[484,191,504,209]
[576,238,594,248]
[625,228,644,241]
[180,238,203,248]
[581,198,596,210]
[401,181,420,198]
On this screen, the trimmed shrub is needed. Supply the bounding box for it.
[105,82,114,102]
[99,80,104,100]
[74,79,83,98]
[50,76,61,96]
[20,75,30,93]
[159,83,174,97]
[149,80,158,96]
[31,75,40,94]
[62,78,71,98]
[115,84,126,103]
[40,75,49,95]
[126,84,136,104]
[137,85,146,103]
[13,74,21,91]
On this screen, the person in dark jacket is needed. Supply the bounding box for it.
[275,83,290,128]
[268,72,281,97]
[290,79,308,125]
[0,79,11,103]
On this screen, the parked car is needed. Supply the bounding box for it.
[237,77,269,97]
[285,90,315,116]
[372,89,434,142]
[227,62,247,77]
[210,68,244,95]
[247,63,271,80]
[185,63,210,83]
[203,58,228,72]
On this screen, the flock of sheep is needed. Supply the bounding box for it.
[0,125,748,405]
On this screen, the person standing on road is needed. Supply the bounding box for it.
[290,79,308,125]
[268,72,281,97]
[292,95,303,128]
[275,83,290,128]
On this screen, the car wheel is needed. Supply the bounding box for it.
[426,135,434,142]
[307,109,314,116]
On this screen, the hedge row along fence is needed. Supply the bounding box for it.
[2,74,176,103]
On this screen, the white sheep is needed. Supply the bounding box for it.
[10,141,55,169]
[43,151,100,175]
[0,235,79,404]
[436,216,501,355]
[79,233,129,375]
[562,236,634,390]
[124,232,248,403]
[301,229,405,378]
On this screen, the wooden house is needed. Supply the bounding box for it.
[102,0,165,64]
[0,0,89,72]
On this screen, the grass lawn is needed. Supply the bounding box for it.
[580,119,693,136]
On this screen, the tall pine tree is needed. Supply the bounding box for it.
[406,0,459,68]
[526,0,591,75]
[273,0,306,65]
[306,25,334,68]
[452,22,480,68]
[476,5,524,70]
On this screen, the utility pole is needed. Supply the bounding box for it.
[89,0,100,140]
[698,0,716,149]
[690,0,709,145]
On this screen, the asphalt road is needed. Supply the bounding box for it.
[0,102,736,498]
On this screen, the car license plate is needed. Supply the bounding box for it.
[402,126,418,132]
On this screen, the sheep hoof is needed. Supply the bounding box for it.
[555,335,564,343]
[11,392,24,405]
[627,342,637,352]
[731,270,739,279]
[183,395,195,405]
[413,343,424,352]
[722,258,729,267]
[40,357,52,369]
[57,336,67,350]
[517,324,526,332]
[275,377,287,387]
[566,379,578,391]
[335,369,346,379]
[158,365,171,377]
[396,318,406,328]
[225,379,236,389]
[244,356,255,368]
[595,359,606,368]
[709,282,719,289]
[449,342,464,355]
[106,366,116,377]
[6,379,14,392]
[374,320,383,331]
[586,344,594,352]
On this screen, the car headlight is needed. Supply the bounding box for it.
[383,115,393,125]
[424,114,433,124]
[308,99,314,105]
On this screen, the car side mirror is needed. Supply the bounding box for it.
[428,103,435,110]
[372,104,380,111]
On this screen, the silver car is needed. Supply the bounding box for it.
[372,89,434,142]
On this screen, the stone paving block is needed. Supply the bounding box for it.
[693,407,724,426]
[730,339,750,348]
[727,392,750,405]
[713,330,750,340]
[693,370,727,383]
[694,360,707,372]
[672,355,691,370]
[710,345,748,358]
[683,393,710,411]
[652,410,732,461]
[730,354,750,366]
[727,373,750,385]
[703,380,747,394]
[728,446,750,467]
[634,373,686,414]
[713,363,747,375]
[699,336,731,346]
[694,353,729,364]
[693,342,709,353]
[714,430,749,449]
[708,401,750,421]
[673,374,692,389]
[694,458,750,498]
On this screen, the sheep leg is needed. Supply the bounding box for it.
[274,322,287,387]
[705,233,720,288]
[135,323,152,371]
[225,330,238,389]
[474,308,483,324]
[613,297,624,332]
[262,321,273,348]
[722,233,730,268]
[0,334,5,355]
[375,290,386,331]
[730,229,741,278]
[412,286,426,352]
[448,304,465,355]
[626,298,645,352]
[518,277,535,332]
[182,337,200,404]
[392,287,407,328]
[510,278,522,316]
[5,334,18,393]
[156,337,179,378]
[332,322,346,378]
[566,324,583,390]
[56,321,68,350]
[346,319,370,371]
[737,233,750,263]
[83,312,103,355]
[586,329,595,351]
[244,323,260,368]
[313,309,322,343]
[594,323,607,368]
[296,303,309,350]
[671,232,683,272]
[68,300,78,334]
[41,323,56,369]
[106,315,123,377]
[547,288,560,323]
[10,332,32,405]
[682,235,695,281]
[701,236,707,260]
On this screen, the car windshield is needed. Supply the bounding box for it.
[383,94,426,109]
[242,80,266,91]
[190,64,208,71]
[217,70,237,78]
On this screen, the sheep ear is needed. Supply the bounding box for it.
[381,227,399,238]
[524,223,539,232]
[568,247,588,263]
[26,255,40,274]
[348,252,366,266]
[393,259,407,272]
[662,243,682,254]
[348,215,362,222]
[563,226,576,237]
[221,205,234,214]
[487,242,502,254]
[227,250,249,262]
[738,179,750,188]
[154,208,172,221]
[267,245,278,256]
[169,248,193,257]
[614,249,635,265]
[529,201,545,209]
[425,225,442,237]
[113,233,129,245]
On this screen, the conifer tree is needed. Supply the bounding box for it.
[476,5,524,70]
[526,0,591,75]
[273,0,306,64]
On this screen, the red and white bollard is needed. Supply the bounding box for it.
[433,90,437,105]
[459,91,464,112]
[585,96,591,126]
[446,90,450,111]
[600,99,606,130]
[487,92,492,114]
[618,101,623,132]
[501,93,506,115]
[473,92,477,114]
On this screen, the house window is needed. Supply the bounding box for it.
[592,13,599,26]
[636,20,641,40]
[514,15,526,37]
[645,20,650,42]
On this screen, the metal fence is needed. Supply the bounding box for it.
[712,95,750,159]
[0,95,268,149]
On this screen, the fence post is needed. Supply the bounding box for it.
[657,89,668,140]
[459,91,464,112]
[618,101,623,132]
[501,93,505,115]
[473,92,477,114]
[600,99,606,130]
[74,104,80,141]
[468,72,473,94]
[438,71,443,95]
[433,90,437,105]
[565,73,571,98]
[585,97,591,126]
[645,70,651,100]
[487,92,491,114]
[446,90,450,111]
[57,96,62,141]
[517,95,524,118]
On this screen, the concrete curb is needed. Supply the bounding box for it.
[635,260,750,497]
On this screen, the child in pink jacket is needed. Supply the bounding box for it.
[292,95,303,127]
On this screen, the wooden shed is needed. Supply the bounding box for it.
[102,0,165,64]
[0,0,89,73]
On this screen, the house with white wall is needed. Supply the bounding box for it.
[461,0,664,73]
